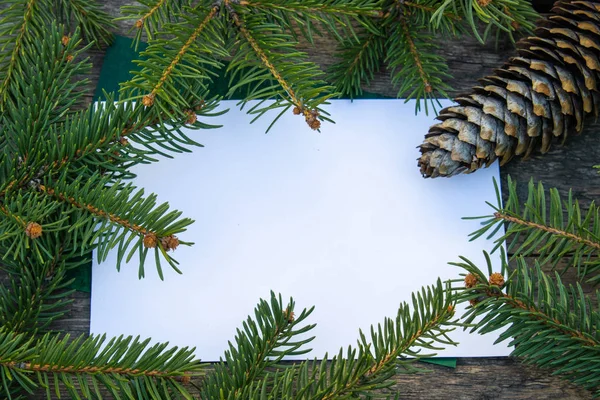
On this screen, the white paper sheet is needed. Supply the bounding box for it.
[90,99,510,360]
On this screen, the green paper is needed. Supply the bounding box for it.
[87,36,458,367]
[65,263,92,293]
[94,36,148,100]
[421,357,457,368]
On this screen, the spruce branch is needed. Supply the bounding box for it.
[122,4,227,124]
[0,330,203,399]
[0,190,68,264]
[452,255,600,396]
[121,0,197,47]
[329,31,386,99]
[55,0,115,47]
[238,0,381,43]
[200,291,316,398]
[386,19,452,114]
[36,172,194,279]
[143,5,220,104]
[431,0,538,43]
[466,177,600,284]
[201,283,456,399]
[0,259,74,334]
[0,0,53,110]
[226,3,336,130]
[3,23,93,141]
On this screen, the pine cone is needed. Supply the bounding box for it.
[418,0,600,178]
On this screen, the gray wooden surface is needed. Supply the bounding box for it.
[46,1,600,399]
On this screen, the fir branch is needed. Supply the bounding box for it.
[0,190,67,264]
[398,0,463,37]
[400,17,432,96]
[146,5,219,103]
[36,172,194,279]
[467,177,600,284]
[226,281,456,399]
[120,0,196,47]
[0,0,53,110]
[431,0,538,43]
[329,31,386,98]
[493,212,600,254]
[2,23,93,146]
[239,0,382,18]
[453,256,600,396]
[238,0,382,43]
[200,292,316,398]
[228,10,299,105]
[385,19,452,113]
[0,259,74,334]
[38,184,153,237]
[55,0,115,46]
[226,5,336,130]
[123,5,227,124]
[0,330,203,399]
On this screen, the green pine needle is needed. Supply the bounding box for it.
[466,176,600,285]
[452,256,600,396]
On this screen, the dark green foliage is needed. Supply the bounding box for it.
[120,0,537,124]
[0,329,203,400]
[467,177,600,284]
[0,259,74,334]
[0,289,456,399]
[430,0,538,43]
[200,285,456,399]
[452,255,600,396]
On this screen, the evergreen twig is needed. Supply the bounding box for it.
[452,255,600,396]
[466,177,600,284]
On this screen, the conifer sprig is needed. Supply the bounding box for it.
[120,0,536,129]
[121,0,196,47]
[54,0,115,47]
[37,171,194,279]
[328,31,386,99]
[386,20,452,114]
[431,0,538,43]
[238,0,381,43]
[0,0,112,110]
[225,4,336,130]
[0,330,203,400]
[0,0,54,110]
[199,292,316,398]
[452,255,600,396]
[0,260,74,334]
[466,177,600,284]
[200,283,456,399]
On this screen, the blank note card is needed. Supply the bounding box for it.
[91,100,509,360]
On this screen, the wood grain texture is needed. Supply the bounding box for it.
[30,1,600,398]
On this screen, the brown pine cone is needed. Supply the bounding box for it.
[418,0,600,178]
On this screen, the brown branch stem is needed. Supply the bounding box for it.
[321,311,447,400]
[0,0,37,109]
[493,212,600,252]
[38,184,152,237]
[139,0,168,25]
[400,16,432,93]
[3,360,192,383]
[227,4,302,107]
[148,5,219,99]
[485,290,598,347]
